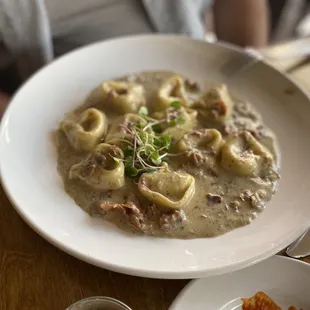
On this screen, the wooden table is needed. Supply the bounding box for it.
[1,56,310,310]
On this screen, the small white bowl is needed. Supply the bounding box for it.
[170,256,310,309]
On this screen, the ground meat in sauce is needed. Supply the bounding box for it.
[206,193,223,205]
[56,70,280,239]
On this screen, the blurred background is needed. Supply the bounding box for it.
[204,0,310,43]
[2,0,310,97]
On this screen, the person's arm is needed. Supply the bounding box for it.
[213,0,269,47]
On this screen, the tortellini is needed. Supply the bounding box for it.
[105,113,147,147]
[101,80,145,114]
[153,107,197,141]
[220,131,273,177]
[173,129,223,168]
[61,108,107,151]
[156,75,190,111]
[222,116,263,137]
[176,129,223,155]
[192,84,234,121]
[69,143,125,190]
[138,170,195,210]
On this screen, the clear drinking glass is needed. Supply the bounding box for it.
[66,296,132,310]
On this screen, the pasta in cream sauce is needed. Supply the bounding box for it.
[57,71,280,239]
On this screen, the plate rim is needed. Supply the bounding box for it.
[1,34,310,279]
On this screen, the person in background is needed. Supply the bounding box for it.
[269,0,310,42]
[0,0,269,118]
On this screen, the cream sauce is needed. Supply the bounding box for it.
[57,71,280,239]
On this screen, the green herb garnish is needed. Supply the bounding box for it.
[168,116,186,127]
[152,123,163,133]
[125,166,139,177]
[115,123,172,177]
[123,146,133,157]
[170,101,181,109]
[111,106,188,177]
[176,116,185,125]
[111,156,122,166]
[138,106,149,116]
[154,135,171,150]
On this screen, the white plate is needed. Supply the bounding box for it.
[170,255,310,309]
[1,35,310,279]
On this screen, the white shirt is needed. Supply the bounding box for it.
[45,0,153,55]
[0,0,209,84]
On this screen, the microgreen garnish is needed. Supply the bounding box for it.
[138,106,149,117]
[126,166,139,177]
[170,101,181,109]
[152,123,163,133]
[154,135,171,150]
[167,116,186,127]
[111,156,122,166]
[123,146,133,157]
[114,123,172,178]
[112,106,189,177]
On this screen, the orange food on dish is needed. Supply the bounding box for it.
[242,292,281,310]
[242,292,301,310]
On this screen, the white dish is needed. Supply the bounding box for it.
[170,255,310,309]
[1,35,310,279]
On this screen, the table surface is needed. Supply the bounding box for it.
[1,50,310,310]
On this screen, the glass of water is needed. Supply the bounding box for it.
[66,296,132,310]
